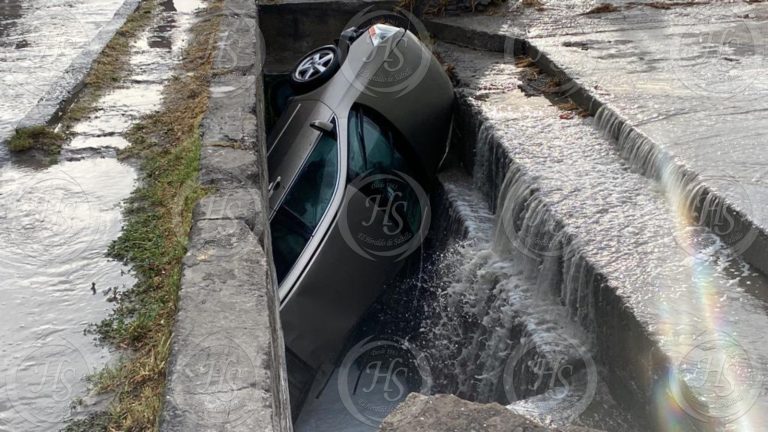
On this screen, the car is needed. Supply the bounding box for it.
[266,22,454,408]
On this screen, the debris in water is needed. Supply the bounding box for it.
[583,3,619,14]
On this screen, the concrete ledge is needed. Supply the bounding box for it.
[16,0,141,130]
[204,76,260,147]
[380,393,602,432]
[162,221,274,431]
[439,43,708,429]
[427,14,768,285]
[160,0,292,430]
[524,39,768,280]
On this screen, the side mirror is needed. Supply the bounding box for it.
[310,120,335,135]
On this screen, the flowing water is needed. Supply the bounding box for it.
[295,40,768,429]
[413,43,768,431]
[0,1,201,430]
[0,0,127,146]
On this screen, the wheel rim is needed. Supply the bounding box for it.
[294,49,335,82]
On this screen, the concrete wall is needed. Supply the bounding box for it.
[159,1,292,430]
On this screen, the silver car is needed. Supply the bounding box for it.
[267,23,453,398]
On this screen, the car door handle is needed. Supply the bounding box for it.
[310,120,335,135]
[268,176,281,197]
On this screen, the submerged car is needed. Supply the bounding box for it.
[267,23,453,406]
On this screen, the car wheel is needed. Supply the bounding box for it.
[290,45,340,94]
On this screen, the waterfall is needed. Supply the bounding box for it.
[593,105,759,262]
[420,120,596,410]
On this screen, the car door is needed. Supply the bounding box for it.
[267,100,336,213]
[280,105,430,372]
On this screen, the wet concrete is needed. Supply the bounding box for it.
[438,40,768,431]
[427,0,768,278]
[0,1,203,430]
[160,0,293,430]
[0,0,137,148]
[380,393,601,432]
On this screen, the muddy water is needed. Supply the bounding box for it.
[0,1,202,430]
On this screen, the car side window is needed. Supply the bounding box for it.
[347,106,422,239]
[347,109,366,179]
[271,128,339,283]
[347,107,408,178]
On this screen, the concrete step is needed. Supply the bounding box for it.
[426,2,768,279]
[438,41,768,431]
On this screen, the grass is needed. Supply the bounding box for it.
[7,126,66,153]
[61,1,222,431]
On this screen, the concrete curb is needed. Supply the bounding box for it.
[16,0,141,130]
[159,0,292,430]
[427,17,768,281]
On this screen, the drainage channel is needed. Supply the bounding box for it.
[262,4,768,431]
[436,42,768,431]
[0,1,201,429]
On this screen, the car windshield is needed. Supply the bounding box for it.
[271,128,339,283]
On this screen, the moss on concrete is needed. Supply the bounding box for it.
[7,126,66,154]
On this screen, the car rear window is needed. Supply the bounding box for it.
[272,131,339,283]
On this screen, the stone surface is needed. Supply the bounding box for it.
[215,15,262,74]
[162,221,274,431]
[160,0,291,430]
[193,188,264,237]
[200,146,260,189]
[202,75,259,147]
[379,394,601,432]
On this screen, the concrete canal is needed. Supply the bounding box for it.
[2,1,768,431]
[0,0,201,429]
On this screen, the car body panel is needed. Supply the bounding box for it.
[268,25,454,380]
[267,100,336,212]
[280,200,406,370]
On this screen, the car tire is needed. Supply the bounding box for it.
[289,45,340,94]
